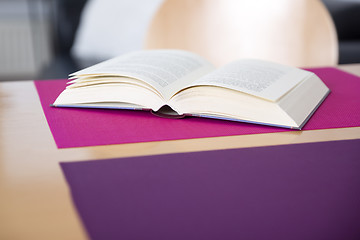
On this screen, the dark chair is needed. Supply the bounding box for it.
[38,0,88,79]
[322,0,360,64]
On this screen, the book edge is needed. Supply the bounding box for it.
[297,89,331,130]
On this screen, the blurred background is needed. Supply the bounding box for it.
[0,0,359,81]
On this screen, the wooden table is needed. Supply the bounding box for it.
[1,65,359,240]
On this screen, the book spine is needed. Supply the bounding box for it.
[188,114,297,130]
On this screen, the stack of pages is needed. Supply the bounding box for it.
[53,49,330,129]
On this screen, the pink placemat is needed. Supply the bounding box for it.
[35,68,360,148]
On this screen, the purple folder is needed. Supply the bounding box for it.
[61,139,360,240]
[35,68,360,148]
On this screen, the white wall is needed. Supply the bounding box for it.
[72,0,164,62]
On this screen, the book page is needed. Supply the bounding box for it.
[190,59,311,101]
[72,50,215,100]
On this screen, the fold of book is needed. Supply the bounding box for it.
[52,49,330,129]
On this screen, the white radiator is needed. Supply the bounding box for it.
[0,0,52,80]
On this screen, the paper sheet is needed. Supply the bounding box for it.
[35,68,360,148]
[61,139,360,240]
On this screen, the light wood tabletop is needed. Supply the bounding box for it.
[1,64,359,240]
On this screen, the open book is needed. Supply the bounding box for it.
[52,49,330,129]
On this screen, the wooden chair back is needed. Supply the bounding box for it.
[145,0,338,67]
